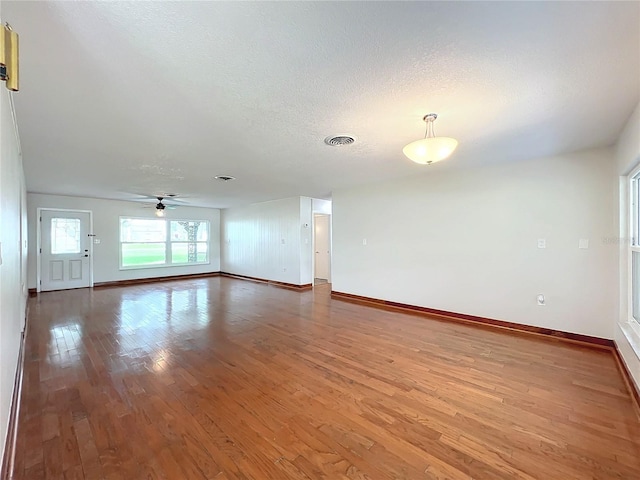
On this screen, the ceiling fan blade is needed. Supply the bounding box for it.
[125,192,190,204]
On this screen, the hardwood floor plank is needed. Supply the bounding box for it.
[10,278,640,479]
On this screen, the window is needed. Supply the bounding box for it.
[120,218,209,268]
[630,170,640,324]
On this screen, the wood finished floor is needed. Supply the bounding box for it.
[11,277,640,479]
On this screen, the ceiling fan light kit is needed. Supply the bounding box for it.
[154,197,168,217]
[403,113,458,165]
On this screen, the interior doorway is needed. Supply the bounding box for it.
[313,214,331,285]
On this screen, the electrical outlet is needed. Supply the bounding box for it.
[537,294,545,306]
[537,239,546,249]
[362,239,367,246]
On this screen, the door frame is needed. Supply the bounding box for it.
[36,208,94,293]
[312,213,332,284]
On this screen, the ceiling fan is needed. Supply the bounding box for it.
[141,196,181,217]
[153,197,170,217]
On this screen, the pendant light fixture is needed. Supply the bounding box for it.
[403,113,458,165]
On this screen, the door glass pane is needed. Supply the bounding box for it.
[51,218,81,254]
[633,251,640,322]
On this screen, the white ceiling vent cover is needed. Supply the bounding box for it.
[324,135,355,146]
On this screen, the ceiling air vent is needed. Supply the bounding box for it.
[324,135,355,146]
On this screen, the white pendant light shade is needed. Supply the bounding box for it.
[403,113,458,165]
[402,136,458,165]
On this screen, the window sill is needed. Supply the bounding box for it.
[620,320,640,362]
[119,261,211,271]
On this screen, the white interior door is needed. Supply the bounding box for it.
[314,214,331,282]
[40,210,92,291]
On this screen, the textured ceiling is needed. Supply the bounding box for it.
[2,1,639,208]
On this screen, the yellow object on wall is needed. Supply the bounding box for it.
[4,26,19,91]
[0,25,5,71]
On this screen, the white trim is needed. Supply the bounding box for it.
[311,214,316,284]
[37,208,94,292]
[620,322,640,362]
[629,167,640,326]
[623,164,640,363]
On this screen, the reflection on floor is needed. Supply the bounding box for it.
[12,277,640,479]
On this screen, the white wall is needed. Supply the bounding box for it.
[615,101,640,389]
[27,194,220,288]
[221,196,313,285]
[333,148,617,339]
[0,89,28,466]
[312,198,332,215]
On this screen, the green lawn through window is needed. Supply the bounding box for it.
[122,243,166,266]
[122,242,208,267]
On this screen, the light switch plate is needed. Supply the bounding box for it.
[579,239,589,249]
[537,239,546,249]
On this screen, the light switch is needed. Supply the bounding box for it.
[579,239,589,249]
[537,239,546,249]
[362,239,367,246]
[94,238,101,244]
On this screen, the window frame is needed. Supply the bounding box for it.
[628,166,640,331]
[119,216,210,270]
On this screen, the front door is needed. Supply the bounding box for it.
[40,210,92,291]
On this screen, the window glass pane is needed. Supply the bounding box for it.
[122,243,166,267]
[170,221,208,242]
[633,252,640,323]
[636,180,640,246]
[197,224,209,242]
[51,218,81,254]
[196,243,208,262]
[120,218,166,242]
[171,242,208,264]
